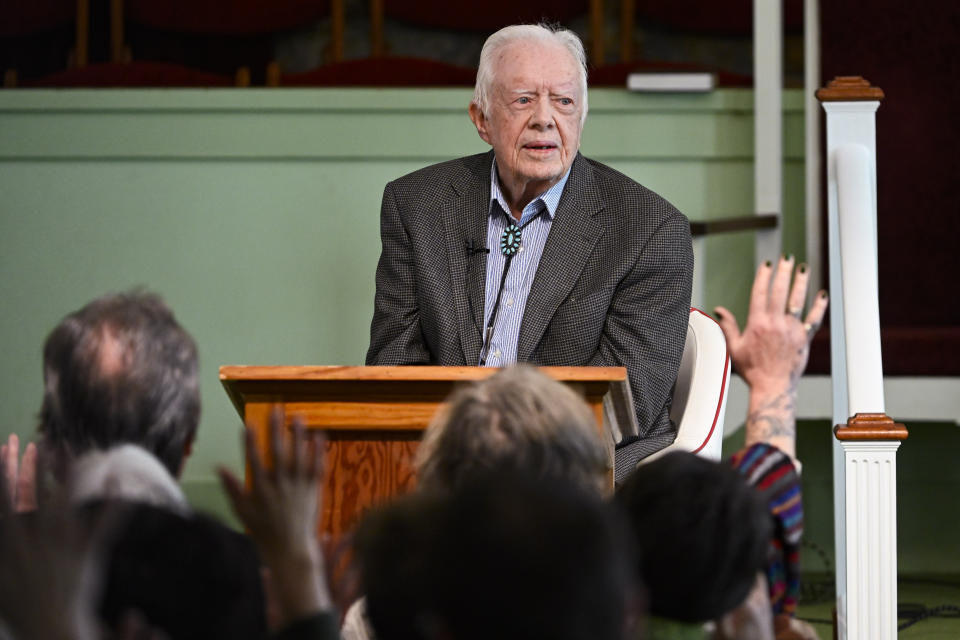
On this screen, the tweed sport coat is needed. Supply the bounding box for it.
[366,151,693,477]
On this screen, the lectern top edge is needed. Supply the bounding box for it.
[219,365,628,383]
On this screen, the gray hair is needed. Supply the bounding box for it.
[473,23,589,125]
[39,290,200,478]
[416,364,610,495]
[69,444,189,513]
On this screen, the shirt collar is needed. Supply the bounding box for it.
[489,157,571,222]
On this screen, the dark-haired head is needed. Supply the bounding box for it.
[39,291,200,477]
[90,500,266,639]
[358,471,637,640]
[616,451,772,623]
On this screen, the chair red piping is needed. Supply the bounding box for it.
[688,307,730,454]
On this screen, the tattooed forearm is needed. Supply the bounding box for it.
[745,388,798,456]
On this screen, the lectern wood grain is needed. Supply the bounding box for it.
[221,366,628,538]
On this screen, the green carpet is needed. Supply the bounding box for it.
[796,574,960,638]
[721,418,960,637]
[722,419,960,576]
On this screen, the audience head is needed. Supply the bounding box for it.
[358,471,637,640]
[616,451,773,623]
[415,364,611,495]
[39,291,200,477]
[69,444,188,513]
[94,501,266,639]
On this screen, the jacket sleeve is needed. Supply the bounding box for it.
[589,211,693,476]
[366,182,432,365]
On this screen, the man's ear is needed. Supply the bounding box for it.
[177,436,195,478]
[469,102,492,145]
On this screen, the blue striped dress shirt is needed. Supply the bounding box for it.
[480,160,571,366]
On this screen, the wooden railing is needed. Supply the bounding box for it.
[687,213,779,309]
[689,213,778,238]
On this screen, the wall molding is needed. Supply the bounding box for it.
[0,88,806,161]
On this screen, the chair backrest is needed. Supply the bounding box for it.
[647,308,730,463]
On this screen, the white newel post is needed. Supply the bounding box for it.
[817,77,908,640]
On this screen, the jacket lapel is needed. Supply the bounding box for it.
[517,155,605,361]
[441,152,492,365]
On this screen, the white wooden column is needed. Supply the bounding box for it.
[753,0,783,264]
[817,77,908,640]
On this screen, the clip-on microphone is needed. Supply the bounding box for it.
[465,239,490,256]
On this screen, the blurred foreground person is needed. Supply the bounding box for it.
[357,472,639,640]
[220,410,339,640]
[2,290,201,511]
[1,291,267,639]
[416,363,611,495]
[68,444,188,512]
[343,363,613,640]
[617,451,772,639]
[616,258,827,639]
[39,291,201,478]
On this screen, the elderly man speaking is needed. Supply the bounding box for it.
[366,24,692,479]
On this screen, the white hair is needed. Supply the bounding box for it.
[69,444,189,514]
[473,23,589,125]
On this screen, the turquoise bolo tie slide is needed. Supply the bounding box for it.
[500,223,522,256]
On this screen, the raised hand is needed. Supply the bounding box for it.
[1,434,38,513]
[715,257,828,394]
[0,452,122,640]
[713,257,828,459]
[218,408,332,627]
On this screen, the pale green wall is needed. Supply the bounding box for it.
[0,88,806,520]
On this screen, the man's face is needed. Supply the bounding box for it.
[470,40,584,198]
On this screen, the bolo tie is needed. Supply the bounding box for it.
[479,212,542,366]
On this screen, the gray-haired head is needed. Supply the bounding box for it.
[473,23,589,126]
[416,364,611,495]
[39,290,200,478]
[69,444,189,514]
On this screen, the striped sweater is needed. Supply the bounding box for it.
[728,443,804,616]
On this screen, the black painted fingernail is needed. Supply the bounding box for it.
[786,254,794,262]
[765,260,772,267]
[799,263,807,273]
[820,290,829,299]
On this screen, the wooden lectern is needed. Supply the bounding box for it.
[220,365,634,538]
